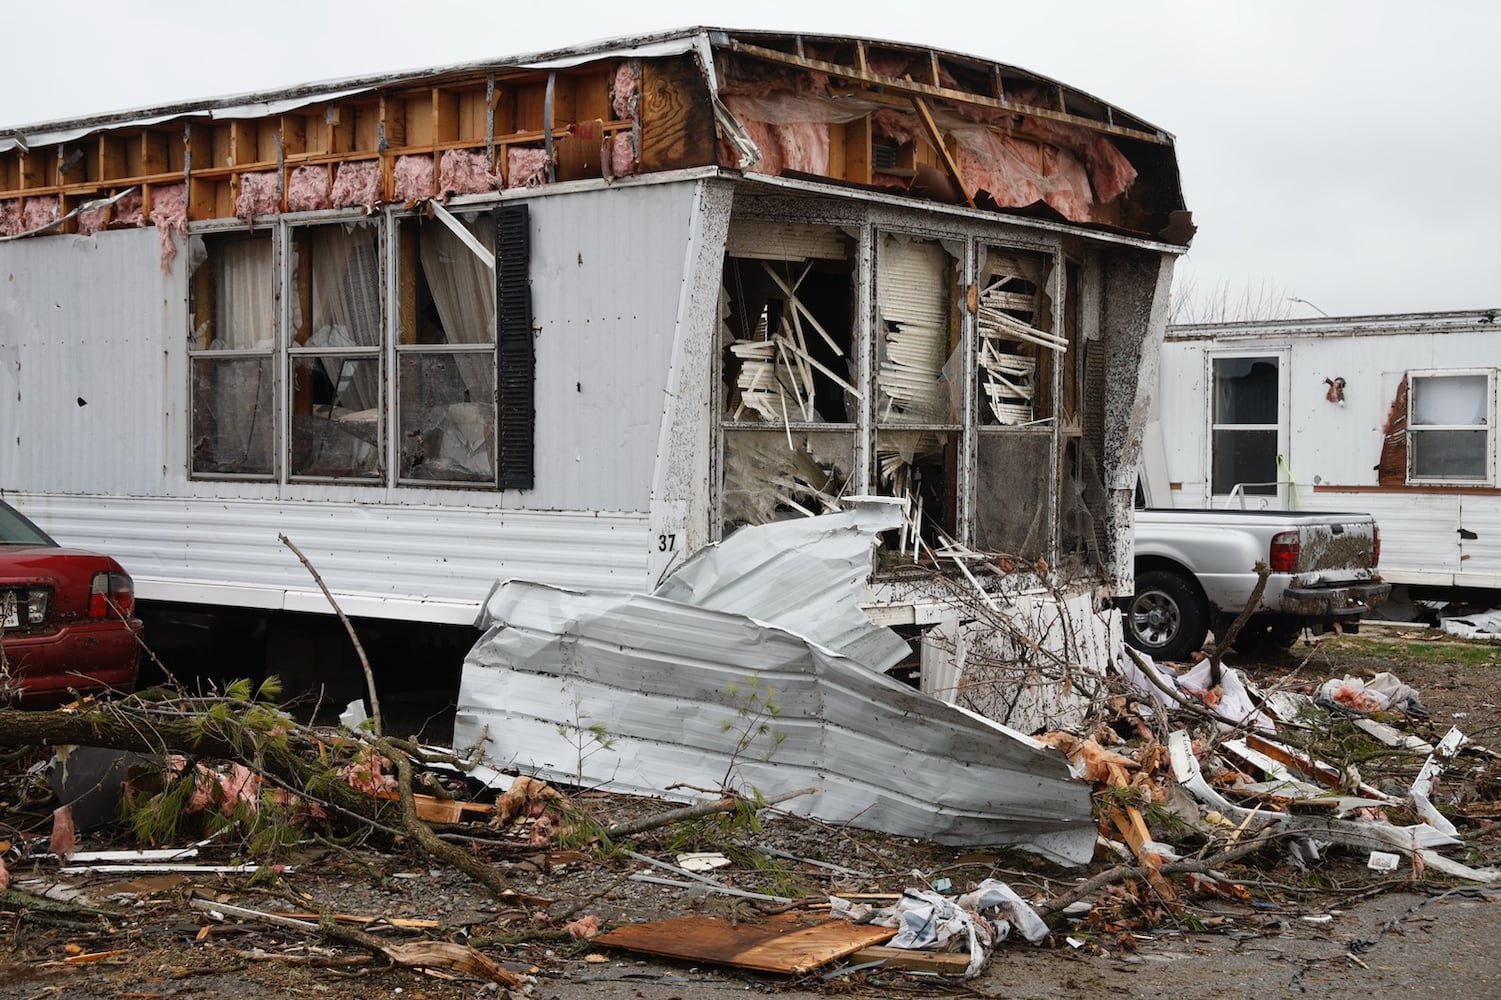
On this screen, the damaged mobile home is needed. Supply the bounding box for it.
[0,28,1189,727]
[1155,310,1501,600]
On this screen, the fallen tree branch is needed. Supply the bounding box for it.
[279,533,382,736]
[189,897,521,987]
[369,735,526,908]
[1206,560,1271,686]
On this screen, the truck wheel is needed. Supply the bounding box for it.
[1123,569,1209,663]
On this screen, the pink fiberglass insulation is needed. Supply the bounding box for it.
[331,161,379,210]
[871,108,919,145]
[113,189,143,226]
[721,98,779,174]
[439,149,495,197]
[287,165,331,212]
[393,154,434,202]
[151,182,188,274]
[610,132,635,176]
[952,128,1095,223]
[22,196,59,233]
[0,200,20,236]
[773,121,829,175]
[75,202,110,235]
[1012,112,1137,205]
[235,170,281,222]
[506,147,550,189]
[611,61,635,119]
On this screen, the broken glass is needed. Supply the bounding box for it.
[722,430,854,532]
[396,212,497,485]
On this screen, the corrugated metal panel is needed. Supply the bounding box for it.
[455,579,1095,862]
[0,228,184,497]
[12,492,651,622]
[654,498,911,671]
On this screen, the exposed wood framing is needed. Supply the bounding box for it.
[728,40,1171,145]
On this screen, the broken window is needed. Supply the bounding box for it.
[1408,371,1493,483]
[395,211,497,485]
[719,222,858,533]
[874,235,961,544]
[188,231,277,478]
[1211,356,1279,497]
[974,248,1056,427]
[288,222,383,480]
[971,245,1060,558]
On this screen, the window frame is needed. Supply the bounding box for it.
[391,207,501,489]
[186,225,281,482]
[1406,368,1495,486]
[283,217,387,484]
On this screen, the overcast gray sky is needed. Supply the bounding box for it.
[3,0,1496,319]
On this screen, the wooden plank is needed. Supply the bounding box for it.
[910,95,974,207]
[636,55,716,173]
[848,946,971,973]
[595,914,896,974]
[844,115,871,185]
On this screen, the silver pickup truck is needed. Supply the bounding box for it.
[1124,509,1390,661]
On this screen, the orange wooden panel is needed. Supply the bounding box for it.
[596,913,895,974]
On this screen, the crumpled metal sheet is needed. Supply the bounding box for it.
[453,578,1095,861]
[652,496,910,670]
[454,503,1096,863]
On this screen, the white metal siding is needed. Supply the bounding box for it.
[0,228,184,496]
[13,492,650,623]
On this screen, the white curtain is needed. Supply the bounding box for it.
[309,225,381,411]
[216,238,275,350]
[419,215,495,406]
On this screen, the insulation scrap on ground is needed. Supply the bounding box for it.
[394,155,435,202]
[234,171,281,222]
[331,161,380,210]
[287,165,332,212]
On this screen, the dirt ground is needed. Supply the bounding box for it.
[4,624,1501,1000]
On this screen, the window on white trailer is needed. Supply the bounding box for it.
[287,222,384,481]
[1409,371,1492,483]
[187,231,277,478]
[395,212,498,486]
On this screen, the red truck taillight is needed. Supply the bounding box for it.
[88,571,135,619]
[1373,525,1381,567]
[1269,531,1300,572]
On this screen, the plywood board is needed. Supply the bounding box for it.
[595,914,895,974]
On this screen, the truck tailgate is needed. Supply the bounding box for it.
[1297,520,1378,579]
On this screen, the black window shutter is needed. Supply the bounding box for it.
[496,204,534,490]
